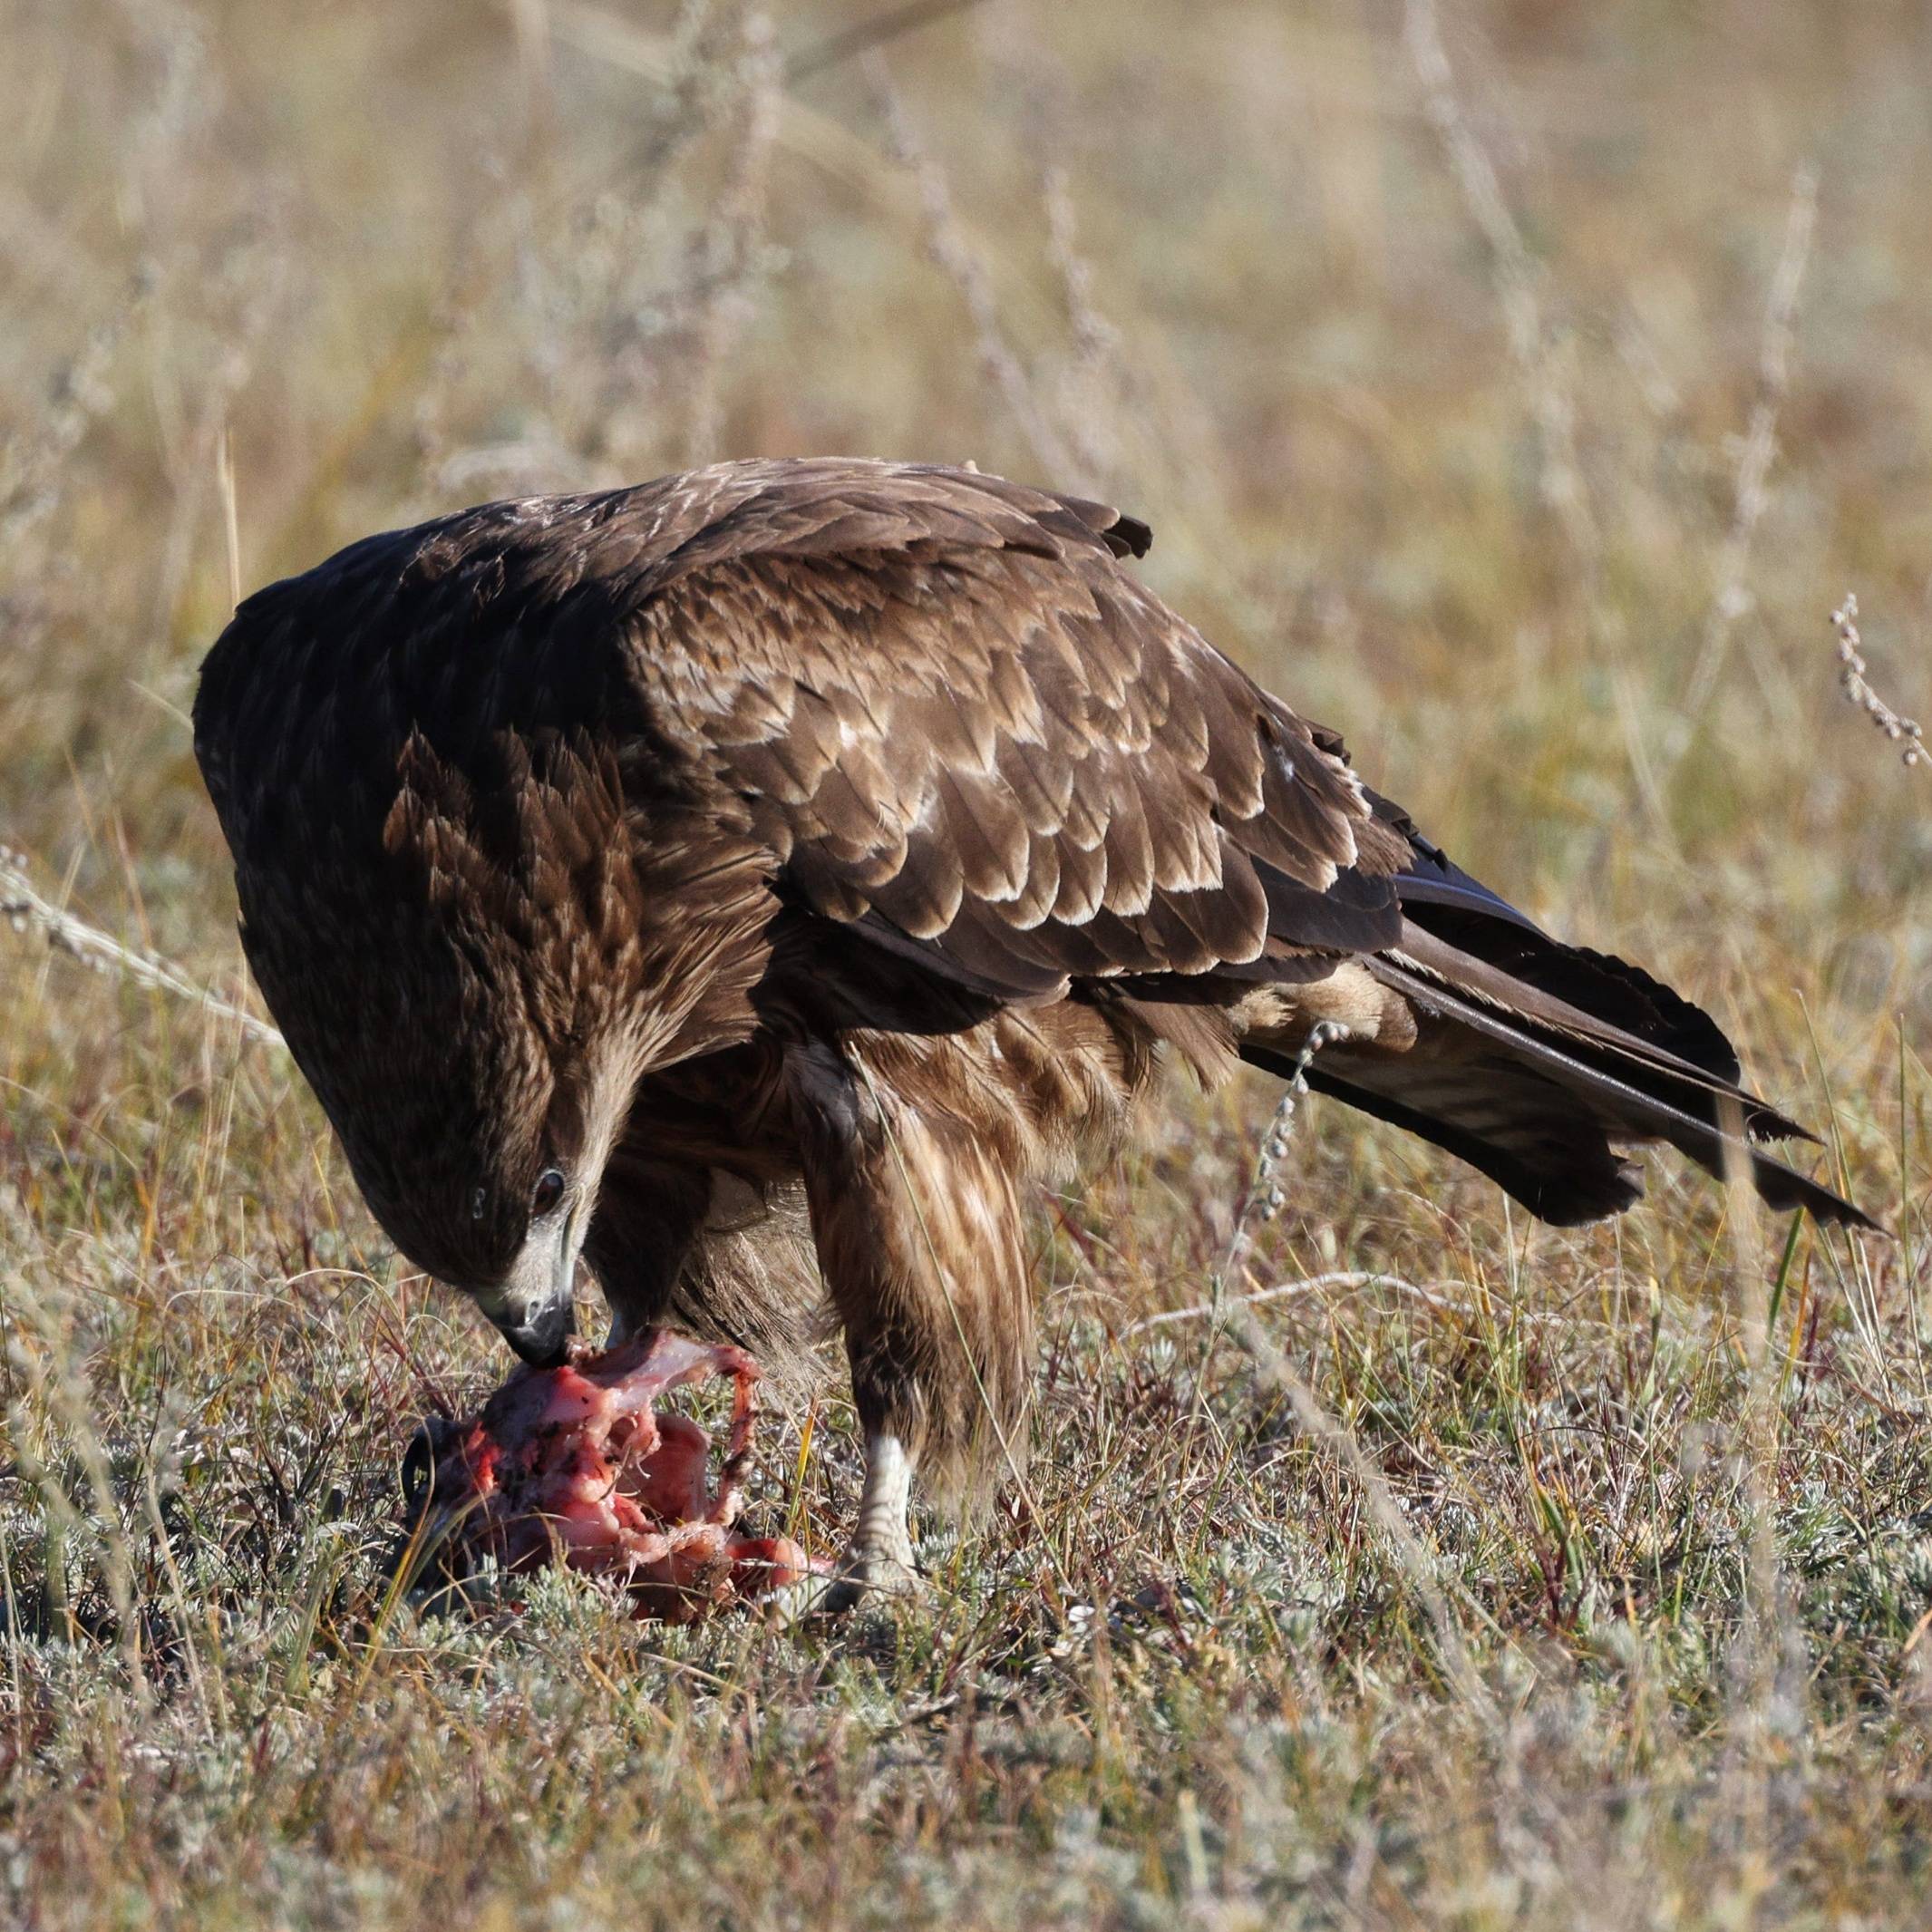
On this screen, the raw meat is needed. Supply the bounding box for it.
[399,1330,813,1622]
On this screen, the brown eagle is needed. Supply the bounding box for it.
[194,457,1870,1604]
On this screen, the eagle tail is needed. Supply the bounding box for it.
[1240,919,1878,1233]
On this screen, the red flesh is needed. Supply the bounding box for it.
[407,1331,813,1622]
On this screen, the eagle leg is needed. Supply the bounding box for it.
[578,1164,711,1345]
[783,1036,1034,1608]
[816,1432,920,1612]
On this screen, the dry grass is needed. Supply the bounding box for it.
[4,1,1931,1925]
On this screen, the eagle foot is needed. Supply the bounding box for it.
[809,1544,924,1617]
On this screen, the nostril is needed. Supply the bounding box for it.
[500,1296,576,1369]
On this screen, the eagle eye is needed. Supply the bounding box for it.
[531,1168,567,1218]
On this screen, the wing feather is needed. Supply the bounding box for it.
[210,459,1405,1011]
[196,455,1876,1236]
[626,461,1402,1000]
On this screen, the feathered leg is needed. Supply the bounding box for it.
[580,1163,710,1345]
[586,1136,825,1385]
[783,1037,1034,1607]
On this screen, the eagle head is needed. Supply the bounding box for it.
[234,727,733,1367]
[219,713,771,1364]
[271,917,650,1368]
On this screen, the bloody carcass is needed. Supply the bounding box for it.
[399,1331,813,1622]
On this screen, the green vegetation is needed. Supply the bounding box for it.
[3,2,1928,1923]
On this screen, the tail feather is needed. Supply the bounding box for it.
[1388,923,1813,1144]
[1238,925,1878,1233]
[1247,1042,1647,1225]
[1376,954,1869,1229]
[1397,904,1746,1092]
[1240,782,1884,1232]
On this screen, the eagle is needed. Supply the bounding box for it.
[194,456,1871,1606]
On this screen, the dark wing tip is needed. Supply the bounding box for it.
[1743,1102,1820,1146]
[1749,1155,1888,1236]
[1045,487,1151,559]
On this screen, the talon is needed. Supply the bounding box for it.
[812,1545,924,1616]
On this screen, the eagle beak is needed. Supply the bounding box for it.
[483,1209,583,1369]
[498,1292,576,1370]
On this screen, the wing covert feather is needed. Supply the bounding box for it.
[202,459,1406,1008]
[627,462,1403,1001]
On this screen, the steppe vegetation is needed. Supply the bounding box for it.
[2,1,1929,1923]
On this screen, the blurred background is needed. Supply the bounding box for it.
[6,8,1932,1921]
[5,0,1928,1027]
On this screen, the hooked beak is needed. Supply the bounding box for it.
[498,1292,576,1369]
[481,1207,583,1369]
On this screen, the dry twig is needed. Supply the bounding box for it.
[680,10,783,463]
[1206,1029,1501,1731]
[1124,1268,1585,1338]
[1830,593,1926,774]
[784,0,990,86]
[1403,0,1594,568]
[0,845,282,1048]
[869,53,1080,485]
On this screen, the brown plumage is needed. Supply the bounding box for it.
[193,456,1873,1602]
